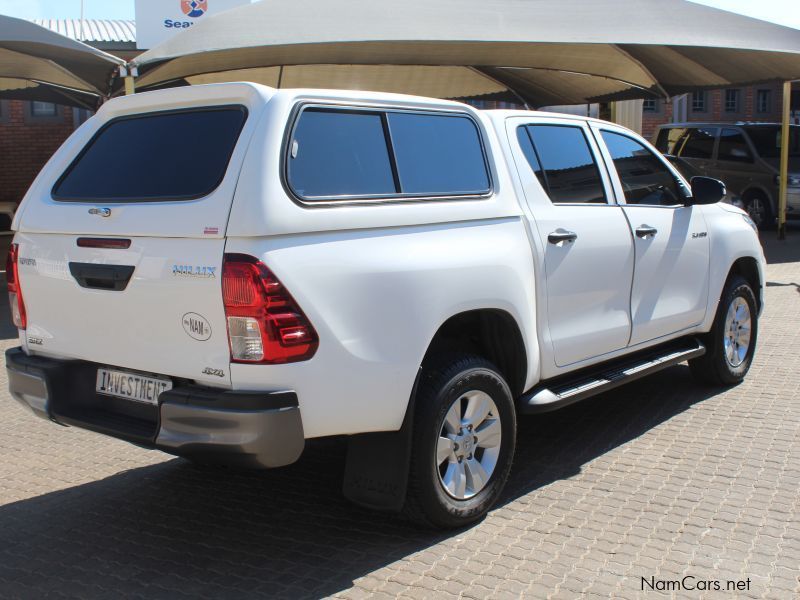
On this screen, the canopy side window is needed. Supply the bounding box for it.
[286,106,492,203]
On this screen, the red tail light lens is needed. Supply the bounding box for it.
[222,254,318,364]
[6,243,26,330]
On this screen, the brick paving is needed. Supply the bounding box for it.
[0,232,798,599]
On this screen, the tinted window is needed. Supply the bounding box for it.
[388,113,490,195]
[744,125,800,158]
[54,107,247,201]
[679,128,717,159]
[288,109,396,198]
[601,131,682,206]
[522,125,606,204]
[656,127,687,155]
[516,126,548,191]
[717,129,753,163]
[288,108,491,200]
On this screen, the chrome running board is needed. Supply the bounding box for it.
[518,338,706,414]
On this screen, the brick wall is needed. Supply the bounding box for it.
[641,82,789,140]
[0,100,75,206]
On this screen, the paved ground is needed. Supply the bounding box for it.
[0,231,798,599]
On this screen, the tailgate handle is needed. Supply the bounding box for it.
[69,262,135,291]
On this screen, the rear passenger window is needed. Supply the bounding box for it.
[518,125,606,204]
[601,131,682,206]
[53,106,247,201]
[717,128,753,163]
[287,107,491,201]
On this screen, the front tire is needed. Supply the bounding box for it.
[743,193,773,231]
[404,355,516,528]
[689,275,758,386]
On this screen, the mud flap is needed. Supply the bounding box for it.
[342,369,419,512]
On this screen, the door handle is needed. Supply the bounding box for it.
[547,229,578,245]
[69,262,135,291]
[635,225,658,239]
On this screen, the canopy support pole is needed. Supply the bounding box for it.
[778,81,791,240]
[120,65,137,95]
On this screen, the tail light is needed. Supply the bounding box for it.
[6,243,26,330]
[222,254,318,364]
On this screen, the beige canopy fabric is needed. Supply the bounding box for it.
[0,15,123,97]
[133,0,800,105]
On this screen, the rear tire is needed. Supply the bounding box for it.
[404,355,516,529]
[689,275,758,386]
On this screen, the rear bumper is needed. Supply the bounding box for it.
[6,347,304,468]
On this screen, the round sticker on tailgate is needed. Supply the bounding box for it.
[182,312,212,341]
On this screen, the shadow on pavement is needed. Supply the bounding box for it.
[761,221,800,265]
[0,365,724,599]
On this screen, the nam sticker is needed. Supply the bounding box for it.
[182,312,212,341]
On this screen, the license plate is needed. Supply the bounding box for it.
[96,368,173,405]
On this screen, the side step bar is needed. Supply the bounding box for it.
[518,338,706,414]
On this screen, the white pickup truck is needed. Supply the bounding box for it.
[6,83,764,528]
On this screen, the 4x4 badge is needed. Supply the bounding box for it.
[88,207,112,217]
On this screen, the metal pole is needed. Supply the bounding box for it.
[79,0,85,41]
[778,81,791,240]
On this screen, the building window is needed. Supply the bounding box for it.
[691,91,707,113]
[756,89,771,113]
[30,101,58,118]
[643,98,658,113]
[724,89,740,113]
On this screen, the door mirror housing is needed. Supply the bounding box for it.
[688,176,726,205]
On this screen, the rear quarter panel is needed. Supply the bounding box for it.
[226,218,537,439]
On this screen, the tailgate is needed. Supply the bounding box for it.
[15,232,231,387]
[8,85,273,387]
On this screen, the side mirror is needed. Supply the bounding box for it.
[688,176,726,205]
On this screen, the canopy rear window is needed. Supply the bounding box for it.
[53,106,247,202]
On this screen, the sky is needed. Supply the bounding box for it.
[0,0,798,30]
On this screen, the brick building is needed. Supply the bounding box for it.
[641,82,800,140]
[0,20,135,224]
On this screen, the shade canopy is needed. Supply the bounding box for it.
[133,0,800,105]
[0,14,123,99]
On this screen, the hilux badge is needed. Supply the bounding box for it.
[173,265,217,278]
[182,312,212,341]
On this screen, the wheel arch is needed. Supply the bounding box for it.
[728,256,763,313]
[421,308,528,398]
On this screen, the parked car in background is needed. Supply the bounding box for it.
[657,153,744,210]
[6,84,765,528]
[654,122,800,229]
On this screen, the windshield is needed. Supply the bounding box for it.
[743,125,800,159]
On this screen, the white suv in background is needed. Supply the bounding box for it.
[6,83,764,528]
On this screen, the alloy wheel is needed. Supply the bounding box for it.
[436,390,502,500]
